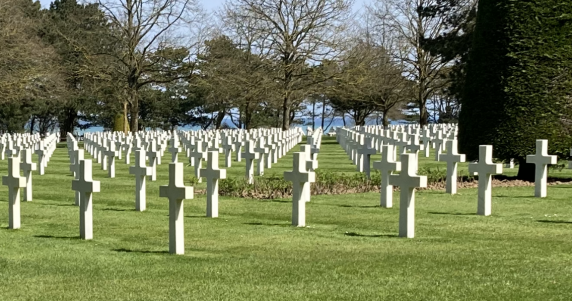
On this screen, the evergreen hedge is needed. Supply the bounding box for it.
[459,0,572,179]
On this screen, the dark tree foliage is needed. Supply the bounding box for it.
[459,0,572,180]
[419,0,477,117]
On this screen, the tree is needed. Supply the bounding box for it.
[459,0,572,180]
[197,35,278,129]
[44,0,111,138]
[373,0,453,126]
[225,0,353,130]
[326,38,408,127]
[95,0,205,132]
[419,0,477,123]
[0,0,64,133]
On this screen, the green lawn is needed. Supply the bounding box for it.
[0,137,571,300]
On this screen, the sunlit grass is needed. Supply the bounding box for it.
[0,137,570,300]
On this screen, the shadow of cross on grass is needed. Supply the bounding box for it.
[344,232,398,238]
[537,220,572,224]
[113,248,169,254]
[243,222,291,227]
[428,212,475,216]
[34,235,79,239]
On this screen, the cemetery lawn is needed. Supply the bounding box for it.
[0,140,571,300]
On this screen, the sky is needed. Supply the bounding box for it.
[39,0,372,12]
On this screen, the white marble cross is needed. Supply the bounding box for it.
[190,142,207,183]
[438,140,466,194]
[254,137,269,176]
[468,145,502,216]
[433,132,446,161]
[123,138,133,164]
[0,139,5,160]
[299,145,317,203]
[389,153,427,238]
[526,139,557,198]
[100,139,108,170]
[115,140,123,160]
[234,136,243,162]
[129,150,153,211]
[146,140,160,181]
[284,152,316,227]
[35,142,46,175]
[242,140,259,184]
[372,145,401,208]
[19,149,37,202]
[105,142,119,178]
[3,156,26,229]
[169,133,181,163]
[357,137,376,179]
[420,129,431,157]
[159,162,194,255]
[71,149,85,206]
[222,137,234,168]
[200,151,227,218]
[71,160,100,240]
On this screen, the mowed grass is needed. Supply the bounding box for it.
[0,137,571,300]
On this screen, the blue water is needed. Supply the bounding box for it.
[74,117,403,134]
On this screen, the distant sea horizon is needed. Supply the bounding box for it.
[74,117,405,135]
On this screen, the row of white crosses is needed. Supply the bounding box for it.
[0,132,60,230]
[178,128,304,185]
[2,147,40,229]
[334,124,564,237]
[73,128,304,215]
[338,125,470,195]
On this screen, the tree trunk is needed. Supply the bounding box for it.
[282,101,291,130]
[29,116,35,134]
[321,100,326,129]
[382,110,389,128]
[129,89,139,133]
[215,110,225,129]
[311,101,315,131]
[419,106,428,126]
[123,101,129,134]
[516,158,535,181]
[244,102,252,130]
[59,107,77,141]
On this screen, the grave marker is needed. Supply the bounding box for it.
[526,139,557,198]
[19,149,37,202]
[284,152,315,227]
[71,160,100,240]
[389,154,427,238]
[372,145,401,208]
[437,140,466,194]
[200,151,227,218]
[468,145,502,216]
[129,150,153,211]
[2,156,26,229]
[159,162,194,255]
